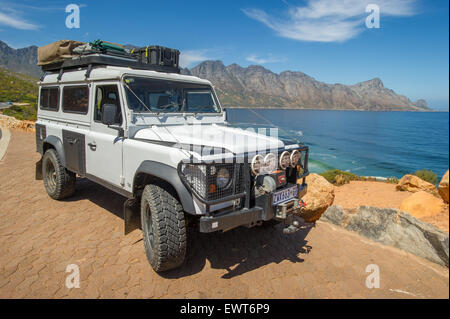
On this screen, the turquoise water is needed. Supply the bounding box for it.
[226,109,449,179]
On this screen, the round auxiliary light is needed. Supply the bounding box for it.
[216,168,230,188]
[251,154,263,175]
[290,150,301,167]
[263,153,277,174]
[279,151,291,170]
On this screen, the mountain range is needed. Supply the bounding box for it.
[0,40,429,111]
[181,61,428,111]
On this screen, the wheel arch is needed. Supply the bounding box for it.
[133,161,195,215]
[42,135,66,167]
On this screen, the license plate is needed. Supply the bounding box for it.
[272,185,298,205]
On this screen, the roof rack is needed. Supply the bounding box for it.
[40,53,181,75]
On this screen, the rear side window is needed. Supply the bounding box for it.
[63,86,89,114]
[40,87,59,111]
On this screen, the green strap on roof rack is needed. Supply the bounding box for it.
[90,39,126,53]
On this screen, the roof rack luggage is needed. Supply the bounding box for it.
[38,40,182,75]
[40,53,181,74]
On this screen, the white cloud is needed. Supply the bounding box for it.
[246,54,286,64]
[0,11,38,30]
[243,0,417,42]
[180,50,214,68]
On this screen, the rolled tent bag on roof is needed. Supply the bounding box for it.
[37,40,85,65]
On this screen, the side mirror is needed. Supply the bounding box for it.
[101,104,117,126]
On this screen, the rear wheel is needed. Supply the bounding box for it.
[141,182,187,272]
[42,149,76,200]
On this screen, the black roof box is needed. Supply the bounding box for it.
[40,53,180,74]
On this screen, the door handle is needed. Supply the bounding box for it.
[67,138,78,144]
[88,142,97,151]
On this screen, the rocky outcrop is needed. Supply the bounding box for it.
[321,206,449,267]
[438,170,449,203]
[298,173,335,222]
[400,191,445,218]
[396,174,437,193]
[0,40,41,78]
[0,115,35,132]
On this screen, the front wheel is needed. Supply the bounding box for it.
[141,182,187,272]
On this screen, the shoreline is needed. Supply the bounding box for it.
[224,106,447,112]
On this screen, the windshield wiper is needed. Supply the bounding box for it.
[155,102,181,115]
[194,105,216,115]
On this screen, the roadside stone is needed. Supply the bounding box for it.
[400,191,445,218]
[396,174,436,194]
[298,173,335,222]
[0,114,35,132]
[438,170,449,203]
[322,205,450,267]
[320,205,347,226]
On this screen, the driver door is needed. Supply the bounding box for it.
[85,83,124,188]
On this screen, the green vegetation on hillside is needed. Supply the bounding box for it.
[0,67,38,120]
[319,169,376,186]
[414,169,438,185]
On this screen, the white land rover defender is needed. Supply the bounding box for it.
[35,52,309,272]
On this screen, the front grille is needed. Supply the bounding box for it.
[179,163,245,202]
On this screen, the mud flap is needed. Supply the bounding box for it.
[124,198,141,235]
[35,159,43,180]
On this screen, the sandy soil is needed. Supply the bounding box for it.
[334,181,449,233]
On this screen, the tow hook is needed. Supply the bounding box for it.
[282,199,312,234]
[283,219,301,234]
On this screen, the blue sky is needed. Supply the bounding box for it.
[0,0,448,109]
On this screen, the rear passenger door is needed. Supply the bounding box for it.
[85,83,124,188]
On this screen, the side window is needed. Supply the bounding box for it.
[39,87,59,111]
[94,85,122,124]
[62,86,89,114]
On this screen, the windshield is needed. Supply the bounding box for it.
[123,76,220,113]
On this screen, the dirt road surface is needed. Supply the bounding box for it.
[0,130,448,298]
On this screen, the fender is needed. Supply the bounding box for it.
[36,135,66,180]
[134,160,195,215]
[42,135,66,167]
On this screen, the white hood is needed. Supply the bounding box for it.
[133,123,286,154]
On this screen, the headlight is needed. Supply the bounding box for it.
[279,151,291,169]
[216,168,230,188]
[290,150,301,167]
[251,155,263,175]
[263,153,277,174]
[180,164,207,197]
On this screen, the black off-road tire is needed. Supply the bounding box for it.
[141,182,187,272]
[42,149,76,200]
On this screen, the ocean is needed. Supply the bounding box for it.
[226,109,449,180]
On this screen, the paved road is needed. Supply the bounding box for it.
[0,130,448,298]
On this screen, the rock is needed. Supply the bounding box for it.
[0,114,35,132]
[399,191,445,218]
[438,170,449,203]
[321,205,449,267]
[320,205,346,226]
[298,173,335,222]
[396,174,436,193]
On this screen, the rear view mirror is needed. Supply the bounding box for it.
[102,104,117,126]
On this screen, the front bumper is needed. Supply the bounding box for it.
[199,183,307,233]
